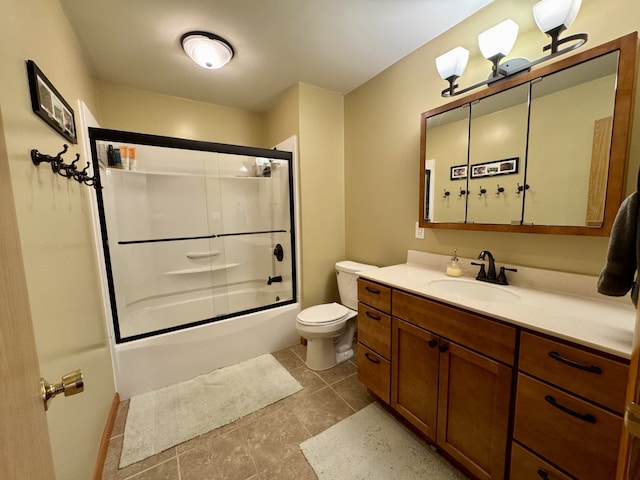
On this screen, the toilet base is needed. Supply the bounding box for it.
[305,339,354,371]
[301,317,356,371]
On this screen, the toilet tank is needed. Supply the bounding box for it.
[335,261,378,310]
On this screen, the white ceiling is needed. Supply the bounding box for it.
[58,0,495,113]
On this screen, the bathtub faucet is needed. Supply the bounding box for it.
[267,275,283,285]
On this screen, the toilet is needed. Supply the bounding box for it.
[296,260,378,371]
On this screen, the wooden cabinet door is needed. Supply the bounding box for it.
[391,318,440,441]
[437,341,512,480]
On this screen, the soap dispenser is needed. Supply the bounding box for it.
[446,249,463,277]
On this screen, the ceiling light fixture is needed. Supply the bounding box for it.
[435,0,587,97]
[181,31,234,70]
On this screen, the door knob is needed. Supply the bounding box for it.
[40,369,84,411]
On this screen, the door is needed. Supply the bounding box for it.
[391,318,440,441]
[616,306,640,479]
[437,341,512,480]
[0,108,55,478]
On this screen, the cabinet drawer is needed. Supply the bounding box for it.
[358,279,391,313]
[357,344,390,403]
[519,331,628,413]
[514,373,622,480]
[357,303,391,359]
[510,442,573,480]
[392,289,516,365]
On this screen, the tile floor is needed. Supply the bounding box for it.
[102,343,375,480]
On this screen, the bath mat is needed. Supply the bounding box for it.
[120,353,302,468]
[300,402,467,480]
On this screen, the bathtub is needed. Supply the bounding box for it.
[119,282,293,339]
[113,299,300,399]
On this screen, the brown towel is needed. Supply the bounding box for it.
[597,191,639,306]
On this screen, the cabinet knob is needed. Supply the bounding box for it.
[428,339,438,348]
[438,343,449,353]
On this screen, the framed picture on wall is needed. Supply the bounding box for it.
[470,157,519,179]
[450,164,468,180]
[26,60,77,144]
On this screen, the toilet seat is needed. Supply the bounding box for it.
[296,302,350,326]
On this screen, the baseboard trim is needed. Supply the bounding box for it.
[93,393,120,480]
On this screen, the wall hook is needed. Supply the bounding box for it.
[516,183,530,196]
[31,144,101,190]
[443,188,450,198]
[458,187,469,197]
[478,186,487,197]
[496,184,505,196]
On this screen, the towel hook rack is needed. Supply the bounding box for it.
[31,144,101,190]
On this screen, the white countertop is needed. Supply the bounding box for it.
[358,251,636,359]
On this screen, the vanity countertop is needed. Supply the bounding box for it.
[357,251,636,360]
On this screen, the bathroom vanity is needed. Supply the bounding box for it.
[356,251,634,480]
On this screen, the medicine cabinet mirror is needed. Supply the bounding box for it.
[419,32,637,235]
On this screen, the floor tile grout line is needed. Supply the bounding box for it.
[121,456,177,480]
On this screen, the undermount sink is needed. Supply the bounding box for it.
[427,278,520,303]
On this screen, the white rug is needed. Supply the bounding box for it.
[300,403,467,480]
[120,353,302,468]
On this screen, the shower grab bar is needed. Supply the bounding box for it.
[118,229,288,245]
[186,251,221,259]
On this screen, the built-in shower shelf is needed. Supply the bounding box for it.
[164,263,241,275]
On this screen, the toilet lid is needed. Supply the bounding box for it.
[297,302,350,325]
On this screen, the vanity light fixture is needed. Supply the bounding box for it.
[181,31,234,69]
[435,0,587,97]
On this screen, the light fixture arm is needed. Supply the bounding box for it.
[442,75,461,97]
[543,29,588,54]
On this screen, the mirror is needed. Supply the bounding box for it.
[419,33,637,235]
[424,104,469,223]
[467,84,528,225]
[525,52,618,227]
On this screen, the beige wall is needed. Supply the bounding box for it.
[0,1,115,479]
[345,0,640,275]
[297,83,345,306]
[95,80,266,146]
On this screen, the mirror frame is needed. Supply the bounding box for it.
[419,32,638,236]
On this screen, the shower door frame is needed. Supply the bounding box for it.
[88,127,298,343]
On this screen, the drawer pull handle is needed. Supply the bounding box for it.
[365,311,381,321]
[537,469,549,480]
[428,339,438,348]
[544,395,596,424]
[365,286,381,295]
[365,353,381,364]
[548,351,602,374]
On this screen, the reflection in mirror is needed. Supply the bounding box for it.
[467,84,529,224]
[525,52,618,227]
[424,105,469,223]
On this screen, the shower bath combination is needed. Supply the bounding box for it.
[89,129,300,397]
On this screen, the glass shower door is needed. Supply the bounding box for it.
[90,128,296,343]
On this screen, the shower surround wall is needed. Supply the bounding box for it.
[90,129,300,397]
